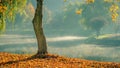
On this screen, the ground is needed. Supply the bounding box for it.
[0,52,120,68]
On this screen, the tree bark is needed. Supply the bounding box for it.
[32,0,47,55]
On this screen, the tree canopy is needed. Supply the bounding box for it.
[77,0,120,22]
[0,0,120,33]
[0,0,27,32]
[63,0,120,36]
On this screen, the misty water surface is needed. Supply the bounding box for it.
[0,33,120,62]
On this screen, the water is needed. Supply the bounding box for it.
[0,34,120,62]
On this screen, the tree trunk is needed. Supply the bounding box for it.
[32,0,47,55]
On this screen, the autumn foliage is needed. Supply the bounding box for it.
[74,0,120,22]
[0,52,120,68]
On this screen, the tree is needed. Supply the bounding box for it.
[89,17,106,36]
[0,0,47,56]
[0,0,120,56]
[32,0,47,55]
[0,0,27,32]
[74,0,120,36]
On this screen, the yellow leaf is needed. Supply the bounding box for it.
[86,0,95,4]
[111,13,118,22]
[104,0,113,3]
[110,4,119,12]
[3,6,7,10]
[76,9,82,14]
[0,6,2,9]
[64,0,67,2]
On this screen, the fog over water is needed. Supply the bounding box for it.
[0,34,120,62]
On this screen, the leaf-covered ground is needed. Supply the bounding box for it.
[0,52,120,68]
